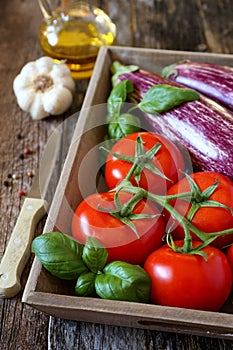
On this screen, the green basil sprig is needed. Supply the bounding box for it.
[105,66,200,141]
[31,231,87,280]
[32,233,152,303]
[106,79,141,140]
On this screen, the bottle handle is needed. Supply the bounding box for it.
[38,0,53,19]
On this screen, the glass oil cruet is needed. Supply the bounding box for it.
[37,0,117,79]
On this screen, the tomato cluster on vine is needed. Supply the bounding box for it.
[71,131,233,312]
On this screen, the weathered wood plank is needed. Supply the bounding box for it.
[1,0,233,349]
[0,1,50,348]
[46,1,233,349]
[0,1,87,349]
[48,317,233,350]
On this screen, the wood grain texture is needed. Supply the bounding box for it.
[0,0,233,349]
[0,0,87,348]
[0,1,49,349]
[48,318,233,350]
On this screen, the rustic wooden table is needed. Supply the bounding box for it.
[1,0,233,349]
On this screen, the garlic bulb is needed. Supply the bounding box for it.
[13,56,75,120]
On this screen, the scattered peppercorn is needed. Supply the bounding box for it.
[18,190,26,196]
[27,171,34,177]
[24,148,32,155]
[17,133,22,140]
[3,180,10,187]
[12,173,20,180]
[19,153,24,160]
[7,173,12,179]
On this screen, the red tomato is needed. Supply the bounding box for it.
[144,241,232,311]
[72,191,165,265]
[105,131,186,194]
[226,245,233,274]
[165,172,233,248]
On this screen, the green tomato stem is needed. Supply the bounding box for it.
[120,188,146,217]
[101,125,233,254]
[118,184,233,251]
[146,190,233,245]
[125,160,139,182]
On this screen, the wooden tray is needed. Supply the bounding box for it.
[23,46,233,340]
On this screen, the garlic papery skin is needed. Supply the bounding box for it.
[13,56,75,120]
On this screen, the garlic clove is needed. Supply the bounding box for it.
[35,56,57,74]
[13,74,34,94]
[29,93,49,120]
[51,62,71,77]
[51,65,75,94]
[50,63,73,81]
[14,88,35,112]
[20,61,39,77]
[42,86,73,115]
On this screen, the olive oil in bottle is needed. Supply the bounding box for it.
[38,1,116,79]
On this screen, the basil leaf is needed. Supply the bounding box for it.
[108,79,134,104]
[95,261,151,303]
[82,237,108,273]
[75,271,97,297]
[31,232,87,280]
[138,84,200,114]
[111,61,139,87]
[106,80,134,122]
[108,113,141,139]
[106,97,122,123]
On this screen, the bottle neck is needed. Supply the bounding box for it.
[61,1,94,18]
[62,1,93,12]
[38,0,93,19]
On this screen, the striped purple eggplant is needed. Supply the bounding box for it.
[162,61,233,111]
[116,68,233,179]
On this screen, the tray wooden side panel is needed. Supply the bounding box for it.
[23,46,233,339]
[24,291,233,340]
[23,47,114,300]
[107,46,233,73]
